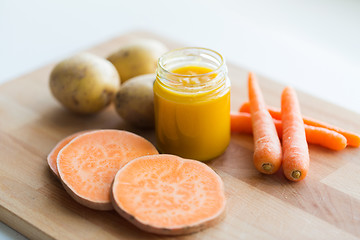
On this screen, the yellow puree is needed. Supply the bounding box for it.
[154,65,230,161]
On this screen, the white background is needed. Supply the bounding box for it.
[0,0,359,239]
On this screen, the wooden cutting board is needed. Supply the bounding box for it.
[1,31,360,240]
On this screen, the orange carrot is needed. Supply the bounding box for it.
[231,112,347,151]
[301,117,360,148]
[301,125,347,151]
[111,154,226,235]
[239,101,360,147]
[230,112,253,134]
[239,101,281,119]
[281,87,310,181]
[248,72,282,174]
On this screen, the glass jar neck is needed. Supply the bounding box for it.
[156,47,228,94]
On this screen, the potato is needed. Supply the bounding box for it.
[107,39,168,83]
[49,53,120,114]
[114,74,155,128]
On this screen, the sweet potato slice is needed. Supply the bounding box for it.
[47,130,90,177]
[57,129,158,210]
[111,154,226,235]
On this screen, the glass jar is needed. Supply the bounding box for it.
[154,47,231,161]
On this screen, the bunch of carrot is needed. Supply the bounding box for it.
[231,72,360,181]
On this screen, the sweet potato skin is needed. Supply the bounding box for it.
[63,180,113,211]
[111,187,226,235]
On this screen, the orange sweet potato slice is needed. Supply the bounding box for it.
[47,130,91,177]
[111,154,226,235]
[57,129,158,210]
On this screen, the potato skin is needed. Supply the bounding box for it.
[107,39,168,83]
[49,53,120,114]
[114,74,155,129]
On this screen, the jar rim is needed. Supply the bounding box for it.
[158,47,225,77]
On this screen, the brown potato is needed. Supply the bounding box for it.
[107,39,168,83]
[114,74,155,128]
[49,53,120,114]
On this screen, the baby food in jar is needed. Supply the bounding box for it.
[154,47,230,161]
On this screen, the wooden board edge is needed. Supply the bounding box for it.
[0,204,52,240]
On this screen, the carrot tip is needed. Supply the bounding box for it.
[291,170,302,179]
[261,163,273,172]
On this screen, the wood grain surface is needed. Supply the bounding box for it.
[0,31,360,240]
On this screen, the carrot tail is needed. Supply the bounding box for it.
[239,101,360,147]
[304,125,347,151]
[231,112,347,151]
[302,117,360,148]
